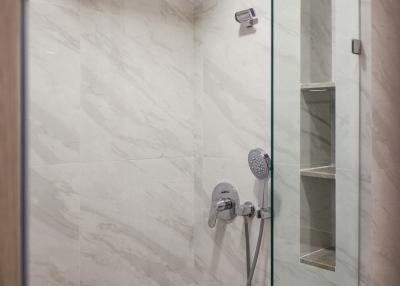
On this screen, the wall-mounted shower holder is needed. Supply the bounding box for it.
[239,201,256,217]
[257,207,272,219]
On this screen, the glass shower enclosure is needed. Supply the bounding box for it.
[25,0,360,285]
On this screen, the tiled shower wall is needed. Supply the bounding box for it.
[28,0,270,285]
[360,0,400,285]
[194,1,270,285]
[28,0,196,285]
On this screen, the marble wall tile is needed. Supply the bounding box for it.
[359,2,373,282]
[28,164,81,286]
[28,0,81,166]
[79,0,195,161]
[300,91,334,168]
[29,0,272,285]
[201,58,270,158]
[194,1,271,285]
[359,1,400,285]
[273,0,301,166]
[79,158,196,286]
[300,177,335,255]
[331,1,360,283]
[301,0,332,83]
[369,168,400,286]
[29,0,197,285]
[333,0,360,173]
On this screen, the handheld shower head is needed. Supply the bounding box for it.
[248,148,271,180]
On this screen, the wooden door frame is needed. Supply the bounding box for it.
[0,0,23,285]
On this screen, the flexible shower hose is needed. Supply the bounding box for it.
[244,217,251,280]
[244,217,265,286]
[245,177,268,286]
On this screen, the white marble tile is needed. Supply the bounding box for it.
[194,0,271,159]
[334,168,359,286]
[79,158,196,286]
[200,59,270,158]
[28,0,272,285]
[30,0,79,7]
[79,1,195,161]
[28,164,80,286]
[360,1,400,285]
[301,0,332,83]
[193,2,271,284]
[300,90,334,168]
[273,0,301,167]
[195,0,271,103]
[334,0,360,173]
[28,0,81,166]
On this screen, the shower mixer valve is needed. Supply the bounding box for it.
[208,182,240,228]
[208,148,271,228]
[208,149,271,286]
[208,182,256,228]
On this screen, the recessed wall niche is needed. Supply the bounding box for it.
[301,0,332,84]
[300,0,336,272]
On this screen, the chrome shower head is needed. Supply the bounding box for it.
[248,148,271,180]
[235,8,258,27]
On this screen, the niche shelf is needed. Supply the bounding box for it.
[300,165,335,180]
[300,0,336,272]
[299,83,336,272]
[301,82,335,92]
[300,247,336,271]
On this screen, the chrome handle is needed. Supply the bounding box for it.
[208,198,233,228]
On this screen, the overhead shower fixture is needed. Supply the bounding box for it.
[235,8,258,28]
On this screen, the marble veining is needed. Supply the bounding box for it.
[28,0,271,285]
[29,164,80,286]
[301,0,332,84]
[360,0,400,285]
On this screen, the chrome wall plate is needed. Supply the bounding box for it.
[208,182,240,228]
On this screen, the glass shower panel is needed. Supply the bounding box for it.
[273,0,359,285]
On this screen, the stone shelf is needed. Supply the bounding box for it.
[300,247,336,271]
[301,82,335,92]
[300,165,336,179]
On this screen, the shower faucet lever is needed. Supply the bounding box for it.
[208,182,240,228]
[208,198,234,228]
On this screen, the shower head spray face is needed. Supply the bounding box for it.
[248,148,271,180]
